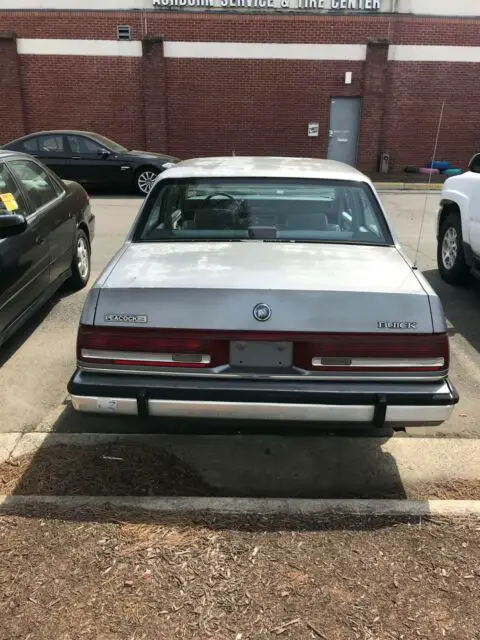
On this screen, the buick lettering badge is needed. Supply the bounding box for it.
[253,303,272,322]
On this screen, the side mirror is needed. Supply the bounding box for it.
[468,153,480,173]
[0,213,27,238]
[98,148,111,158]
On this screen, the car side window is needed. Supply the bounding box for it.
[21,137,38,153]
[0,164,29,217]
[9,160,59,212]
[67,135,102,155]
[358,189,381,235]
[39,134,65,154]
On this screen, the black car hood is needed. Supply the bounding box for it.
[127,150,179,163]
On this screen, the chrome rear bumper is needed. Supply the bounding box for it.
[70,395,455,425]
[68,371,459,427]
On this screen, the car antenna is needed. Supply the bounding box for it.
[413,99,446,270]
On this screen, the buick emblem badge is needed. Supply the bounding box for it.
[253,303,272,322]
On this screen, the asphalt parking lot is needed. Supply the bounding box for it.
[0,191,479,440]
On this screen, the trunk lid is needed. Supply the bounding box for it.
[94,242,433,334]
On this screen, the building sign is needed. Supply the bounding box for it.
[153,0,382,10]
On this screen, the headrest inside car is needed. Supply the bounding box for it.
[194,209,236,230]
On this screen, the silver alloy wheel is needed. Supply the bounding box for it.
[441,226,458,271]
[77,236,90,281]
[137,170,158,194]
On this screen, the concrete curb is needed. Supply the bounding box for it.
[1,495,479,517]
[0,433,23,463]
[373,182,443,191]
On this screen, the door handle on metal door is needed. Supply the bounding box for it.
[35,235,44,245]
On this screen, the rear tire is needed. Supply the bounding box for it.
[66,229,91,291]
[135,167,159,196]
[437,212,469,285]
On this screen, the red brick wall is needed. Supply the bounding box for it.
[0,34,25,143]
[165,59,365,159]
[1,10,480,171]
[18,55,144,150]
[384,63,480,171]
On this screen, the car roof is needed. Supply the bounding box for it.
[0,149,28,160]
[4,130,100,145]
[161,156,368,182]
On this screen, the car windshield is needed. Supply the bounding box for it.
[136,178,392,245]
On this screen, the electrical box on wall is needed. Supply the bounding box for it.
[345,72,353,85]
[379,152,391,174]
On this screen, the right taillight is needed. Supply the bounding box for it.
[293,333,449,372]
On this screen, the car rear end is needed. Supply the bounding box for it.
[68,158,458,428]
[69,324,456,428]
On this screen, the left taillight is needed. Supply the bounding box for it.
[77,325,229,368]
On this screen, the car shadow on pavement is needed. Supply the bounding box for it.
[1,403,409,529]
[423,268,480,354]
[0,293,63,368]
[0,281,82,368]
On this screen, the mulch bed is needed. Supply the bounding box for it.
[0,510,479,639]
[0,443,214,497]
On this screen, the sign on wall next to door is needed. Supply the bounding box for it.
[153,0,382,11]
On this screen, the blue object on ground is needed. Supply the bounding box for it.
[425,161,451,171]
[443,168,462,176]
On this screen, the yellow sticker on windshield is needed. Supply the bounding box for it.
[0,193,19,212]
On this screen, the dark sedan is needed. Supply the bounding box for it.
[2,131,179,195]
[0,150,94,348]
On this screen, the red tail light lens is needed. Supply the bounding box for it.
[294,333,449,372]
[77,326,229,368]
[77,326,449,373]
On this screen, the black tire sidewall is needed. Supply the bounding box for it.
[68,229,91,290]
[437,213,468,284]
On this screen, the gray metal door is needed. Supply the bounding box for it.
[327,98,361,166]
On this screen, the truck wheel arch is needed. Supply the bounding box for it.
[439,200,461,228]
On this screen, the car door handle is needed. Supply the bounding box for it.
[35,235,45,245]
[72,156,81,160]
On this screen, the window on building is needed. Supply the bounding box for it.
[117,25,132,41]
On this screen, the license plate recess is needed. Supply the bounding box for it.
[229,341,293,368]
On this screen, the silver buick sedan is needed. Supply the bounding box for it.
[68,157,458,429]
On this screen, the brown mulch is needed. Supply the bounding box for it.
[1,443,480,500]
[0,443,214,497]
[0,511,479,639]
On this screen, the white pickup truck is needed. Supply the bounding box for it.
[437,154,480,284]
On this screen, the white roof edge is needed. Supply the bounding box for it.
[161,156,367,182]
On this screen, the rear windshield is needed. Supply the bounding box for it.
[135,178,392,245]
